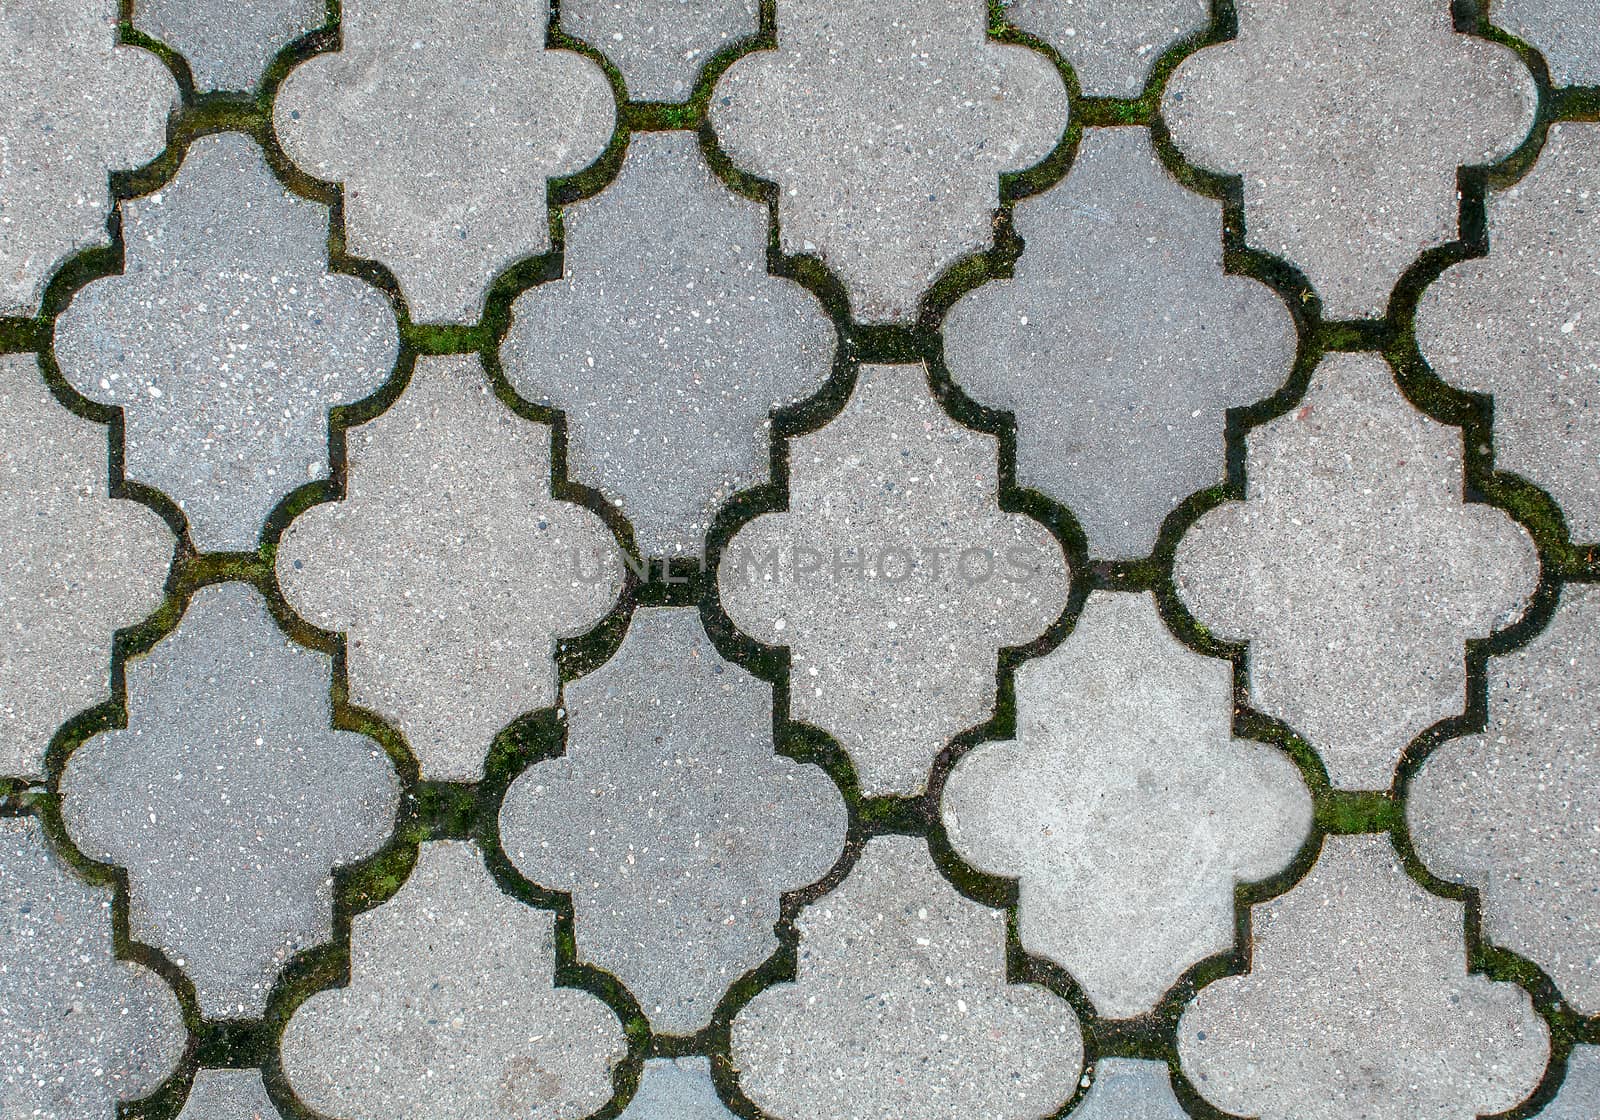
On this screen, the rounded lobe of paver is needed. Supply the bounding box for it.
[0,1,175,317]
[1174,352,1538,790]
[1161,0,1535,320]
[176,1068,284,1119]
[278,354,623,782]
[1492,0,1600,85]
[619,1058,738,1119]
[501,607,846,1034]
[1,353,172,780]
[53,132,399,552]
[1178,834,1549,1120]
[1408,584,1600,1015]
[717,362,1071,797]
[1005,0,1207,96]
[943,126,1295,558]
[563,0,758,100]
[58,581,400,1019]
[732,835,1082,1120]
[282,840,627,1120]
[503,131,834,556]
[0,816,185,1119]
[942,591,1311,1018]
[1538,1045,1600,1119]
[1417,122,1600,540]
[1072,1059,1190,1120]
[136,0,325,90]
[274,0,615,322]
[710,0,1067,323]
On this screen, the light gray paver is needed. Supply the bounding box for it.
[717,362,1070,797]
[1,353,172,780]
[711,0,1067,322]
[54,132,399,553]
[1005,0,1207,96]
[619,1058,737,1120]
[274,0,615,322]
[278,355,624,782]
[1174,353,1538,790]
[282,840,627,1120]
[1408,583,1600,1015]
[1540,1046,1600,1119]
[1178,834,1549,1120]
[1073,1059,1189,1120]
[176,1069,282,1120]
[501,607,846,1034]
[58,581,400,1019]
[0,0,175,317]
[732,835,1082,1120]
[1492,0,1600,86]
[943,126,1294,557]
[563,0,758,100]
[1417,121,1600,539]
[136,0,324,90]
[0,816,185,1120]
[942,591,1312,1017]
[1162,0,1535,319]
[504,131,834,556]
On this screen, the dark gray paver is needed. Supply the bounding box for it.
[732,834,1082,1120]
[1541,1046,1600,1119]
[1174,353,1538,790]
[175,1068,282,1119]
[563,0,758,100]
[501,607,846,1034]
[1004,0,1207,96]
[136,0,324,90]
[1074,1059,1188,1120]
[943,126,1294,558]
[278,355,624,782]
[504,131,834,556]
[58,581,400,1019]
[54,132,399,552]
[619,1058,737,1120]
[1492,0,1600,86]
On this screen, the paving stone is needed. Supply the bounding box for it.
[1178,834,1549,1120]
[278,355,624,782]
[1407,583,1600,1015]
[501,607,846,1034]
[1162,0,1535,320]
[58,581,400,1018]
[54,132,399,553]
[1540,1046,1600,1119]
[563,0,758,100]
[710,0,1067,323]
[1073,1059,1189,1120]
[619,1058,737,1120]
[503,132,834,556]
[732,834,1082,1120]
[0,0,175,317]
[274,0,615,322]
[136,0,325,90]
[176,1068,282,1119]
[717,362,1070,797]
[1173,353,1538,790]
[1417,122,1600,539]
[1,353,173,781]
[1004,0,1207,97]
[942,591,1311,1017]
[0,816,185,1119]
[1492,0,1600,86]
[942,126,1294,558]
[282,839,627,1120]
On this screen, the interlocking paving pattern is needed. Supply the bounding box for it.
[4,0,1600,1116]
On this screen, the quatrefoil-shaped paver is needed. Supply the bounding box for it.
[1174,353,1537,790]
[0,0,175,317]
[279,355,624,782]
[717,362,1071,797]
[54,132,399,552]
[1491,0,1600,86]
[1162,0,1535,320]
[275,0,616,322]
[710,0,1068,322]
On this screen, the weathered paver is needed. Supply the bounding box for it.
[1179,834,1549,1120]
[619,1058,737,1120]
[711,0,1067,322]
[1005,0,1207,96]
[1,353,173,780]
[717,362,1070,796]
[58,581,400,1018]
[501,607,845,1034]
[136,0,325,90]
[274,0,615,322]
[942,126,1294,557]
[278,355,623,781]
[732,835,1082,1120]
[176,1068,282,1120]
[1417,122,1600,539]
[0,0,175,317]
[1541,1046,1600,1119]
[1408,583,1600,1015]
[503,132,834,556]
[563,0,758,100]
[942,591,1312,1017]
[0,816,185,1120]
[282,840,627,1120]
[1073,1059,1189,1120]
[54,132,399,552]
[1174,353,1538,790]
[1492,0,1600,86]
[1162,0,1535,319]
